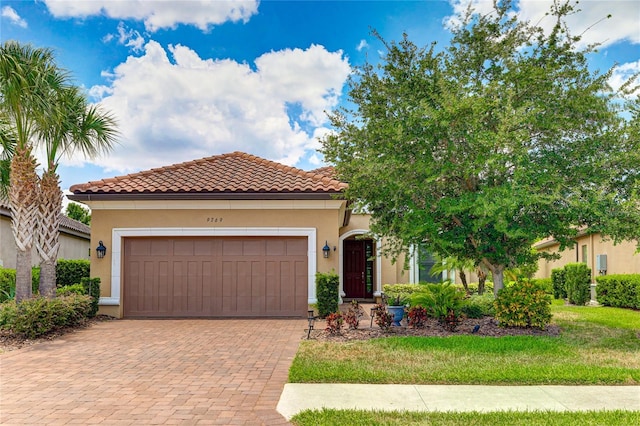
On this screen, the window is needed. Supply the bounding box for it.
[581,244,588,264]
[411,245,452,283]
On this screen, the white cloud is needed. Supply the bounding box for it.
[357,39,369,52]
[1,6,27,28]
[609,60,640,95]
[116,22,145,52]
[77,41,351,173]
[43,0,259,31]
[446,0,639,48]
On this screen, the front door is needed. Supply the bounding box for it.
[344,239,374,299]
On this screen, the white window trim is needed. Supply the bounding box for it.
[338,230,382,299]
[100,227,318,306]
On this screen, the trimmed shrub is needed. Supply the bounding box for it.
[0,267,39,301]
[32,267,40,294]
[56,284,86,296]
[564,263,591,306]
[0,295,92,339]
[595,274,640,309]
[56,259,90,288]
[463,293,496,317]
[494,280,552,329]
[383,283,422,305]
[80,277,101,317]
[551,268,567,299]
[316,271,339,318]
[530,278,553,295]
[0,268,16,303]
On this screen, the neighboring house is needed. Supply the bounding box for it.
[534,232,640,282]
[69,151,430,319]
[0,200,91,269]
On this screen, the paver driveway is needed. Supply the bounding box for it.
[0,318,306,425]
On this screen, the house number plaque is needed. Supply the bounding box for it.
[206,217,224,223]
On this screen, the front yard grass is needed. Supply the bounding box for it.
[288,302,640,385]
[290,409,640,426]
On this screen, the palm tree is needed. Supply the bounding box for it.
[0,42,68,301]
[37,86,117,297]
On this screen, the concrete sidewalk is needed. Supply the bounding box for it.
[276,384,640,420]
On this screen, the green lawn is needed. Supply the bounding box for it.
[289,303,640,385]
[291,409,640,426]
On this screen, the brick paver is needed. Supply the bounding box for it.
[0,319,306,425]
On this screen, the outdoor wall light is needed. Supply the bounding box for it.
[96,241,107,259]
[322,241,331,258]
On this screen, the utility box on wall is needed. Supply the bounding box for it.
[596,254,607,274]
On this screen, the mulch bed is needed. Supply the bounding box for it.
[307,316,561,342]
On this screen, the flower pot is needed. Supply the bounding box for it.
[387,305,405,326]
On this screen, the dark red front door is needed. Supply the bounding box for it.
[344,240,374,299]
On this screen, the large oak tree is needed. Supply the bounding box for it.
[322,0,640,294]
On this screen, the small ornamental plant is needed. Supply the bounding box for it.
[344,300,363,330]
[325,312,344,334]
[442,309,462,332]
[372,303,393,331]
[407,306,427,328]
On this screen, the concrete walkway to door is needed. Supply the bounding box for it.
[0,318,306,425]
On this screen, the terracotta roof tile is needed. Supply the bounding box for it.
[70,152,347,196]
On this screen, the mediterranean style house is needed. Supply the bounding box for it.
[0,200,91,269]
[69,152,435,319]
[534,232,640,282]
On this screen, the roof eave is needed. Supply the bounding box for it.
[68,191,345,202]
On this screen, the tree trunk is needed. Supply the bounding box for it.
[459,269,469,294]
[37,170,62,298]
[9,147,39,302]
[493,265,505,296]
[477,267,487,295]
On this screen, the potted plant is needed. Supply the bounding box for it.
[386,294,407,326]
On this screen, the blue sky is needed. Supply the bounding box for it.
[1,0,639,198]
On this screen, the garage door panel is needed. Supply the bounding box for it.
[124,236,308,317]
[150,239,170,256]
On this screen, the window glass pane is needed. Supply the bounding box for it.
[581,244,588,264]
[418,245,442,283]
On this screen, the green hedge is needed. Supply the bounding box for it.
[530,278,553,295]
[564,263,591,306]
[316,271,339,318]
[0,267,40,302]
[0,268,16,303]
[595,274,640,309]
[81,277,101,317]
[56,259,90,288]
[0,294,92,339]
[551,268,567,299]
[383,283,422,305]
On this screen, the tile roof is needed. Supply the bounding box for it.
[0,199,90,237]
[70,152,347,199]
[309,166,337,179]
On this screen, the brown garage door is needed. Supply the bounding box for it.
[123,236,308,318]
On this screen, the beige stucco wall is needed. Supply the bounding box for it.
[0,214,12,268]
[0,214,89,269]
[535,234,640,281]
[86,199,349,317]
